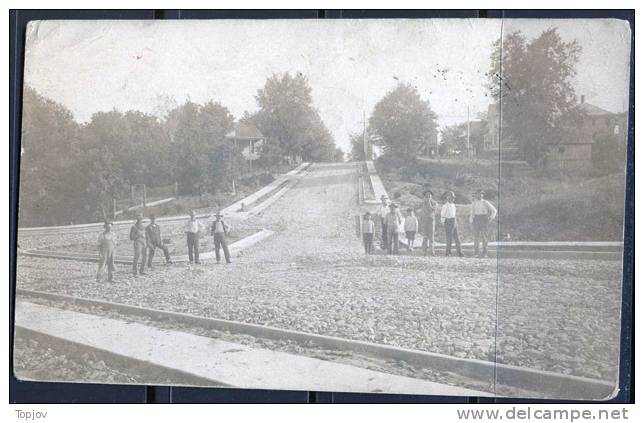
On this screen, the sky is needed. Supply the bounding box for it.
[24,19,631,152]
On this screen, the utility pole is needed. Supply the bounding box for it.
[466,104,471,159]
[362,110,368,161]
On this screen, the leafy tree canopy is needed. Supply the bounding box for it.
[488,28,582,165]
[368,83,438,161]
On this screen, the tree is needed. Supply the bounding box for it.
[349,131,373,161]
[19,87,84,225]
[166,100,235,195]
[331,146,345,162]
[439,119,487,157]
[19,79,338,226]
[368,83,438,161]
[253,72,338,162]
[82,110,171,188]
[488,29,582,165]
[82,143,128,220]
[439,123,468,156]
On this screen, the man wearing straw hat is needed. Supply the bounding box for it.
[211,211,232,264]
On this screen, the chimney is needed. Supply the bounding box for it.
[581,95,585,104]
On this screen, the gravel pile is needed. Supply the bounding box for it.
[13,335,149,384]
[15,162,623,382]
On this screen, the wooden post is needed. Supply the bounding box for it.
[363,110,368,161]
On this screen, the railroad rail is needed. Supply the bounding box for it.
[15,288,615,400]
[19,228,274,265]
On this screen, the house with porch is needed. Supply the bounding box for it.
[225,122,265,171]
[543,97,627,175]
[483,99,627,174]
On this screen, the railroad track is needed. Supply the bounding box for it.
[16,162,311,238]
[14,288,615,399]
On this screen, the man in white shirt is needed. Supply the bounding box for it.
[440,191,463,257]
[377,195,390,250]
[184,210,202,264]
[470,190,498,257]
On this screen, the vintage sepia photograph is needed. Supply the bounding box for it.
[13,18,631,400]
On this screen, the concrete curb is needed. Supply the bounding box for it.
[363,161,388,205]
[247,186,290,216]
[16,288,616,400]
[17,302,487,396]
[398,245,623,261]
[221,162,309,215]
[14,326,228,388]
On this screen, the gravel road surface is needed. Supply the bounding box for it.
[16,162,623,382]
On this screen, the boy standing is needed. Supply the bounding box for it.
[404,208,419,250]
[362,212,375,254]
[440,191,464,257]
[130,214,147,276]
[470,190,497,257]
[96,221,116,282]
[211,212,232,264]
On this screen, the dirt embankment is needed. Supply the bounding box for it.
[377,158,625,242]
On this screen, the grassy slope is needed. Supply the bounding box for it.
[377,158,625,242]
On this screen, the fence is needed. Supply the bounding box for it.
[113,182,178,217]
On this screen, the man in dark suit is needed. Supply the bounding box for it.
[146,213,172,268]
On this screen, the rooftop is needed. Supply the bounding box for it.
[578,102,615,117]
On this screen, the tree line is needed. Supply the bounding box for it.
[353,28,623,175]
[19,72,343,226]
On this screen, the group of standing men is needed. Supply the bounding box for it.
[362,189,497,258]
[96,210,233,282]
[183,210,233,265]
